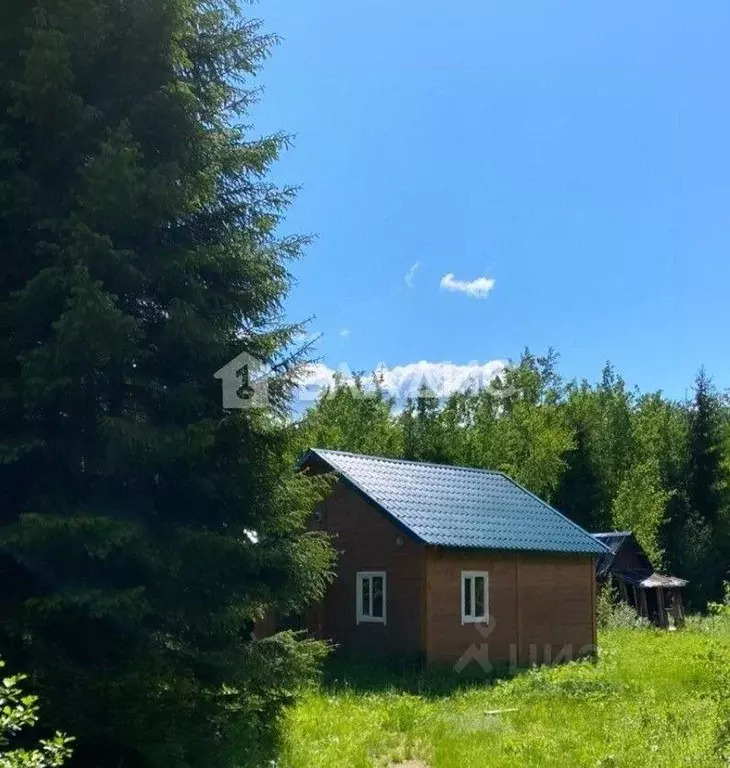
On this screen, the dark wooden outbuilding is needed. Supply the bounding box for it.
[297,449,608,667]
[592,532,688,627]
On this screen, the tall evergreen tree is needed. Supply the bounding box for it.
[687,368,725,527]
[552,421,604,531]
[0,1,333,764]
[681,368,729,605]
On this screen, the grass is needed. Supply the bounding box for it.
[278,618,730,767]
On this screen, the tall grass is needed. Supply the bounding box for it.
[278,617,730,767]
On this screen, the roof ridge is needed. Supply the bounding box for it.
[310,447,504,476]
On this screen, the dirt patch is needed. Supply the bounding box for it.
[388,762,430,768]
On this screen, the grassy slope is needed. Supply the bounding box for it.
[280,620,730,768]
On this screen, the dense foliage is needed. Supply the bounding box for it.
[296,350,730,608]
[0,0,333,765]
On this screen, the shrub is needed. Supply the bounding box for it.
[0,660,73,767]
[596,583,650,630]
[684,583,730,635]
[707,581,730,617]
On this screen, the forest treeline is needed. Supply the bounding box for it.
[294,350,730,609]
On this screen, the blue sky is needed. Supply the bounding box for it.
[252,0,730,400]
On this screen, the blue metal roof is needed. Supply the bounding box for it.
[304,449,609,556]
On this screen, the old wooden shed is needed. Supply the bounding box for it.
[592,531,688,627]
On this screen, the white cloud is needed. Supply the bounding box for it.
[404,261,420,289]
[339,328,351,337]
[439,272,496,299]
[296,359,507,406]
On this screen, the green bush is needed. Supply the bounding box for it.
[596,583,650,629]
[708,581,730,617]
[0,660,73,767]
[682,583,730,636]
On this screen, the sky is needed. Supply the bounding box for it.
[251,0,730,402]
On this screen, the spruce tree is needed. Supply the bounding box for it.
[552,422,605,531]
[0,0,333,764]
[687,368,725,527]
[682,368,729,605]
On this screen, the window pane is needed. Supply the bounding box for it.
[464,577,472,616]
[474,576,485,617]
[372,576,383,618]
[361,577,370,616]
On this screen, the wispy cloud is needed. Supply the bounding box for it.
[439,273,496,299]
[404,261,420,289]
[339,328,351,337]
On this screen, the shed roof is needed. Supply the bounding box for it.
[591,531,689,588]
[617,571,688,589]
[302,449,609,556]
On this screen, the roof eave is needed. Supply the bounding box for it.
[428,542,606,557]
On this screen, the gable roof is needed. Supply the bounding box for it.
[591,531,689,586]
[302,449,609,556]
[592,531,633,576]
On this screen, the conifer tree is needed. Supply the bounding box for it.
[0,1,333,764]
[681,368,729,605]
[687,368,725,527]
[553,422,604,531]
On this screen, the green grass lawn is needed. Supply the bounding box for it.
[279,618,730,768]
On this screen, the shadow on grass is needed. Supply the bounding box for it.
[320,652,525,698]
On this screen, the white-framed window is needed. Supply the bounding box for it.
[356,571,386,624]
[461,571,489,624]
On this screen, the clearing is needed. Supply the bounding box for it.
[280,619,730,767]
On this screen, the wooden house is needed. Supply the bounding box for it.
[592,532,688,627]
[298,449,609,667]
